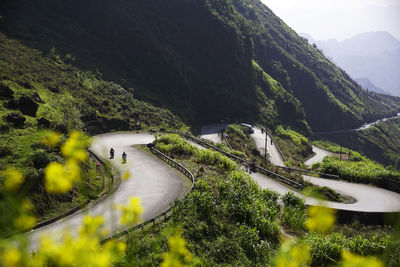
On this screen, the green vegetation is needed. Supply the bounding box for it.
[313,140,351,155]
[155,134,197,158]
[313,156,400,186]
[276,126,308,146]
[224,124,260,160]
[2,0,400,132]
[305,228,400,266]
[128,135,398,266]
[328,118,400,168]
[1,132,398,266]
[311,139,400,186]
[148,135,282,265]
[275,125,313,166]
[0,33,186,221]
[281,192,307,231]
[219,126,343,203]
[0,0,399,264]
[303,186,343,203]
[0,130,102,225]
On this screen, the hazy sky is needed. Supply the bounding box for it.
[261,0,400,41]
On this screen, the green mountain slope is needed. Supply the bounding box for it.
[0,32,185,219]
[326,118,400,167]
[231,0,400,130]
[1,0,400,132]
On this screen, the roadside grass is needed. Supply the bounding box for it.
[305,226,400,266]
[224,124,258,161]
[0,32,187,222]
[274,125,313,167]
[303,186,343,203]
[127,134,400,266]
[311,140,400,186]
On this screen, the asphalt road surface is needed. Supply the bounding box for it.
[304,146,334,167]
[252,172,400,212]
[201,124,400,212]
[26,132,188,251]
[200,123,228,144]
[26,128,400,251]
[251,126,285,166]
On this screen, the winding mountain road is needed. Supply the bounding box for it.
[304,146,334,167]
[25,125,400,250]
[251,126,285,166]
[26,132,189,250]
[313,112,400,136]
[201,124,400,212]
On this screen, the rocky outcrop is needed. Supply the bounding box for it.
[5,112,26,126]
[37,117,51,128]
[0,84,14,99]
[5,98,19,109]
[18,96,39,116]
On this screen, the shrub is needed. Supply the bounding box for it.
[226,124,246,139]
[276,125,308,146]
[305,232,394,266]
[196,149,237,173]
[282,191,305,209]
[31,149,51,169]
[318,156,400,185]
[0,145,11,158]
[281,206,306,231]
[155,134,197,157]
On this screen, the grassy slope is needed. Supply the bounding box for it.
[0,33,186,221]
[311,140,400,187]
[274,126,313,167]
[324,118,400,168]
[119,135,400,266]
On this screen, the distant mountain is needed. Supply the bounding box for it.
[355,78,390,95]
[305,32,400,96]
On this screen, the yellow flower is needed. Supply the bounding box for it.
[14,214,37,231]
[44,162,73,193]
[0,246,22,267]
[341,250,383,267]
[305,206,336,235]
[21,199,34,211]
[64,160,81,183]
[80,215,105,236]
[161,229,194,267]
[44,160,81,194]
[2,168,24,191]
[116,197,143,226]
[38,226,125,267]
[122,171,131,180]
[42,131,62,147]
[61,131,90,162]
[117,242,127,253]
[275,241,311,267]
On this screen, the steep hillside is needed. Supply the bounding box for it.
[231,0,400,130]
[327,118,400,168]
[0,33,185,218]
[1,0,400,132]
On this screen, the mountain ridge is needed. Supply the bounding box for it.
[303,31,400,96]
[1,0,400,132]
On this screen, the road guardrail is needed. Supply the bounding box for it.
[101,147,194,244]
